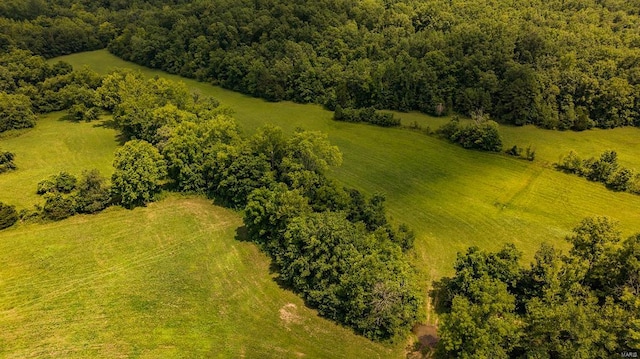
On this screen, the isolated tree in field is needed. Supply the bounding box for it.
[111,140,167,208]
[0,201,18,230]
[0,150,16,173]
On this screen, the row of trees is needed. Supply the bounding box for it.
[0,68,421,340]
[557,149,640,193]
[101,70,423,339]
[35,170,111,221]
[435,216,640,358]
[98,0,640,130]
[333,105,400,127]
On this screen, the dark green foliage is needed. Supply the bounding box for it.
[392,224,416,252]
[36,169,111,219]
[585,150,619,182]
[0,201,18,230]
[36,178,56,195]
[0,150,16,173]
[506,145,536,161]
[0,92,37,133]
[524,145,536,161]
[36,172,77,194]
[557,150,584,174]
[276,211,422,340]
[54,172,77,193]
[438,117,503,152]
[556,149,637,195]
[244,184,312,252]
[244,182,422,340]
[74,169,110,213]
[607,168,635,192]
[103,73,196,143]
[435,217,640,358]
[42,192,76,221]
[101,0,640,130]
[210,146,275,208]
[506,145,522,157]
[333,106,400,127]
[345,190,388,232]
[162,116,240,193]
[0,50,106,120]
[111,140,167,208]
[67,103,100,122]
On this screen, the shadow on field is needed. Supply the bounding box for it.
[234,226,309,302]
[234,225,250,242]
[92,118,128,145]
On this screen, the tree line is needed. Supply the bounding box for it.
[98,0,640,130]
[0,66,423,341]
[433,216,640,358]
[557,149,640,194]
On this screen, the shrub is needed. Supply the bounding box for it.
[0,150,16,173]
[0,202,18,230]
[606,168,634,192]
[525,145,536,161]
[333,106,400,127]
[506,145,522,157]
[438,117,503,152]
[75,169,111,213]
[67,103,100,122]
[42,193,76,220]
[36,178,56,194]
[457,121,503,151]
[55,172,78,193]
[37,172,78,194]
[557,151,583,173]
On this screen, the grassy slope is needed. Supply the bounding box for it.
[58,50,640,283]
[0,197,397,358]
[0,113,119,209]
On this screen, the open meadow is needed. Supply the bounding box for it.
[0,113,119,209]
[0,197,399,358]
[2,48,639,357]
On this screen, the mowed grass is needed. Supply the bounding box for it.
[0,197,399,358]
[0,113,119,209]
[58,50,640,284]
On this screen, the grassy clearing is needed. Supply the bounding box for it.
[57,50,640,284]
[0,196,398,358]
[0,113,119,209]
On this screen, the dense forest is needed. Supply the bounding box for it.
[435,217,640,358]
[106,0,640,130]
[2,0,640,129]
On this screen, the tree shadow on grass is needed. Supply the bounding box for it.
[234,225,250,242]
[429,277,453,315]
[91,118,128,145]
[233,225,301,292]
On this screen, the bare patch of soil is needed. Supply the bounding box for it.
[279,303,301,328]
[413,324,438,348]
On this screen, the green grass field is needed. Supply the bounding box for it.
[0,113,119,209]
[1,50,637,357]
[0,196,399,358]
[57,50,640,282]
